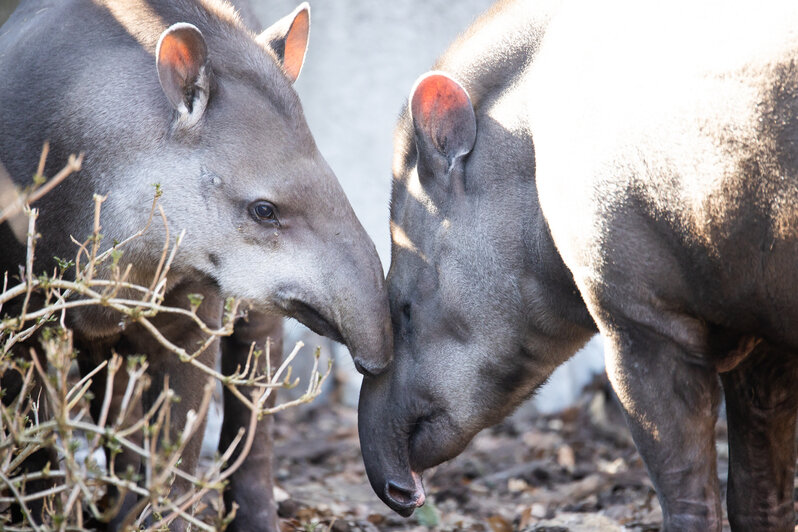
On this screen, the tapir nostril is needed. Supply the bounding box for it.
[385,481,418,509]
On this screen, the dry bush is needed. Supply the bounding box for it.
[0,148,331,530]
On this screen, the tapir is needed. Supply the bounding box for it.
[0,0,392,530]
[358,1,798,531]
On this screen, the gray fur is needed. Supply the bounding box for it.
[359,1,798,530]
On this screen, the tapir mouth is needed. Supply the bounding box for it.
[407,409,466,471]
[393,410,472,515]
[283,299,345,344]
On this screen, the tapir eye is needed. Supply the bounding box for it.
[249,200,279,225]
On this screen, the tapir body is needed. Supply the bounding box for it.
[359,1,798,531]
[0,0,391,530]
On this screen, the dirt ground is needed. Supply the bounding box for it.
[270,376,776,532]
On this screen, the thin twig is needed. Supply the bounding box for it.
[1,154,333,530]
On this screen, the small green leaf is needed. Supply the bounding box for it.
[54,256,75,271]
[111,248,123,266]
[187,293,204,310]
[415,502,440,527]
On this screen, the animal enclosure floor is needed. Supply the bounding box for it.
[270,376,783,532]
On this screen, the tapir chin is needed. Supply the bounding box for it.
[358,1,798,531]
[0,1,391,530]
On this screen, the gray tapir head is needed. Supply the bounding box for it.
[21,2,392,374]
[150,5,392,374]
[358,72,594,514]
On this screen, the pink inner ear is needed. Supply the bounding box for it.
[157,23,209,115]
[159,35,195,82]
[411,74,471,130]
[283,8,309,81]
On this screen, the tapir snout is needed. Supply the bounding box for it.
[274,230,393,376]
[358,372,426,516]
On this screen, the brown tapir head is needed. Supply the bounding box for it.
[358,72,595,514]
[3,2,392,374]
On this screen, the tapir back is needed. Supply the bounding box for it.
[1,0,166,183]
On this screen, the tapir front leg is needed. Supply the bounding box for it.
[130,282,222,531]
[1,361,58,526]
[603,324,723,532]
[220,311,283,532]
[721,342,798,531]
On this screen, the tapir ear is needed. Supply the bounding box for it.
[410,71,476,178]
[256,3,310,83]
[156,23,210,128]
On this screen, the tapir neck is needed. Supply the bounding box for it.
[430,0,594,340]
[525,199,598,338]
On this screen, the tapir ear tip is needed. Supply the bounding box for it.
[157,22,204,51]
[411,71,467,95]
[257,2,310,83]
[156,22,208,72]
[293,3,311,40]
[409,70,473,123]
[292,2,310,26]
[162,21,203,35]
[415,70,460,84]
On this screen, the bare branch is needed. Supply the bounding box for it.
[1,149,332,530]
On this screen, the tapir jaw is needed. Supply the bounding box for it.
[281,298,345,344]
[272,278,393,376]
